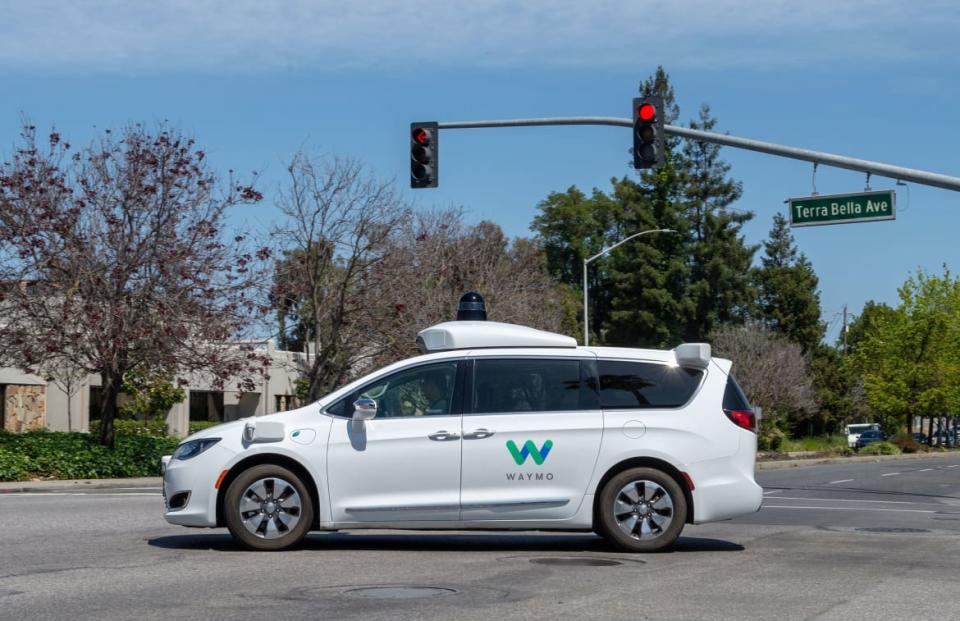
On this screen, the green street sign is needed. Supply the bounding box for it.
[787,190,896,227]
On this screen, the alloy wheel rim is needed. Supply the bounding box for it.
[239,477,302,539]
[613,479,674,540]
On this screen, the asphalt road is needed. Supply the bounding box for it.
[1,454,959,621]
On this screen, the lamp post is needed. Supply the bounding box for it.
[582,228,675,346]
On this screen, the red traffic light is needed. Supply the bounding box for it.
[413,127,431,145]
[638,103,656,122]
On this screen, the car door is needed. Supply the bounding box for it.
[459,356,603,521]
[326,359,464,524]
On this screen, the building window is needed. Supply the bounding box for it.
[189,391,225,422]
[274,395,300,412]
[88,386,102,422]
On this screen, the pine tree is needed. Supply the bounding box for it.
[532,66,758,347]
[754,214,825,353]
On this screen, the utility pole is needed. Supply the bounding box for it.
[842,304,848,355]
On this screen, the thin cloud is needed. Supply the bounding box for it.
[1,0,957,73]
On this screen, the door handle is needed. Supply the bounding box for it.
[463,428,495,440]
[427,430,460,441]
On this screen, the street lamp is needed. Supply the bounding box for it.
[582,228,675,346]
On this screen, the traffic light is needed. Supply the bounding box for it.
[633,96,664,170]
[410,122,438,188]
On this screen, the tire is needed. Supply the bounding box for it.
[223,464,314,551]
[596,467,687,553]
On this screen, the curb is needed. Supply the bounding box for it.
[0,477,162,493]
[757,450,960,470]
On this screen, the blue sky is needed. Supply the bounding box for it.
[2,0,959,343]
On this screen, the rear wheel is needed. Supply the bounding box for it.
[596,467,687,553]
[224,464,314,551]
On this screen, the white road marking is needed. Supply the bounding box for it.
[769,497,916,505]
[881,472,901,477]
[763,490,782,495]
[762,505,935,514]
[947,465,959,469]
[829,479,854,484]
[918,469,933,472]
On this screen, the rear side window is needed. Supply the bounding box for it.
[722,376,752,411]
[473,359,582,413]
[598,360,703,409]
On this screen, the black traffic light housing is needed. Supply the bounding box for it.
[633,96,664,170]
[410,122,439,188]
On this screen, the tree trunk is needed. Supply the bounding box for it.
[906,413,914,439]
[98,370,122,448]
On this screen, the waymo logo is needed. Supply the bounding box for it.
[506,440,553,465]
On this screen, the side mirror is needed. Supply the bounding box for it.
[353,398,377,421]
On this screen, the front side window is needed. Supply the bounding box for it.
[598,360,703,409]
[472,359,582,414]
[356,362,459,418]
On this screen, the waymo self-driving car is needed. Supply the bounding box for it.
[162,304,761,552]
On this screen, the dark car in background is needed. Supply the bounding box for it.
[855,430,888,450]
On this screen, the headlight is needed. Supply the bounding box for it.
[172,438,221,461]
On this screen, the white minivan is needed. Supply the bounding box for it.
[162,320,762,552]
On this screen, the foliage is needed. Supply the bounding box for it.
[0,123,271,447]
[712,322,816,431]
[531,67,756,347]
[188,421,223,435]
[851,267,960,433]
[757,421,785,452]
[753,214,824,353]
[272,155,568,398]
[118,367,186,420]
[779,435,848,453]
[89,418,169,439]
[891,433,922,454]
[0,431,179,481]
[858,441,901,456]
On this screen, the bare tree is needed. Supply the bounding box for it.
[271,154,410,401]
[271,155,569,399]
[368,210,568,366]
[41,356,88,432]
[0,123,271,446]
[712,322,816,432]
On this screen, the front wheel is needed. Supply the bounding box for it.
[223,464,314,551]
[596,467,687,553]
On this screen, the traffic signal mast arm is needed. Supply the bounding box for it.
[431,116,960,192]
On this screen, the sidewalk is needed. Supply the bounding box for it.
[0,476,162,493]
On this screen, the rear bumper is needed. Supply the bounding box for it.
[686,450,762,523]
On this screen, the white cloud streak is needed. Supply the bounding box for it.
[0,0,957,74]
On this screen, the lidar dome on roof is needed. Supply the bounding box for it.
[416,321,578,352]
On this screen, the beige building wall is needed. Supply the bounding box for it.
[1,340,309,438]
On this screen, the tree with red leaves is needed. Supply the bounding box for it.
[0,123,270,447]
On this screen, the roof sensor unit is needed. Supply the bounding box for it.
[456,291,487,321]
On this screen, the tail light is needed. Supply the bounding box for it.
[725,409,756,433]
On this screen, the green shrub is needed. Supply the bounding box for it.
[188,420,224,435]
[0,450,31,481]
[758,424,785,452]
[89,418,170,438]
[859,441,901,456]
[891,433,921,454]
[0,430,179,481]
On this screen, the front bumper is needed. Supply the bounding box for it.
[162,445,234,527]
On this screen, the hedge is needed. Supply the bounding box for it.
[0,430,179,482]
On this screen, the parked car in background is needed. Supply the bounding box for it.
[912,432,928,444]
[846,423,880,449]
[855,429,888,450]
